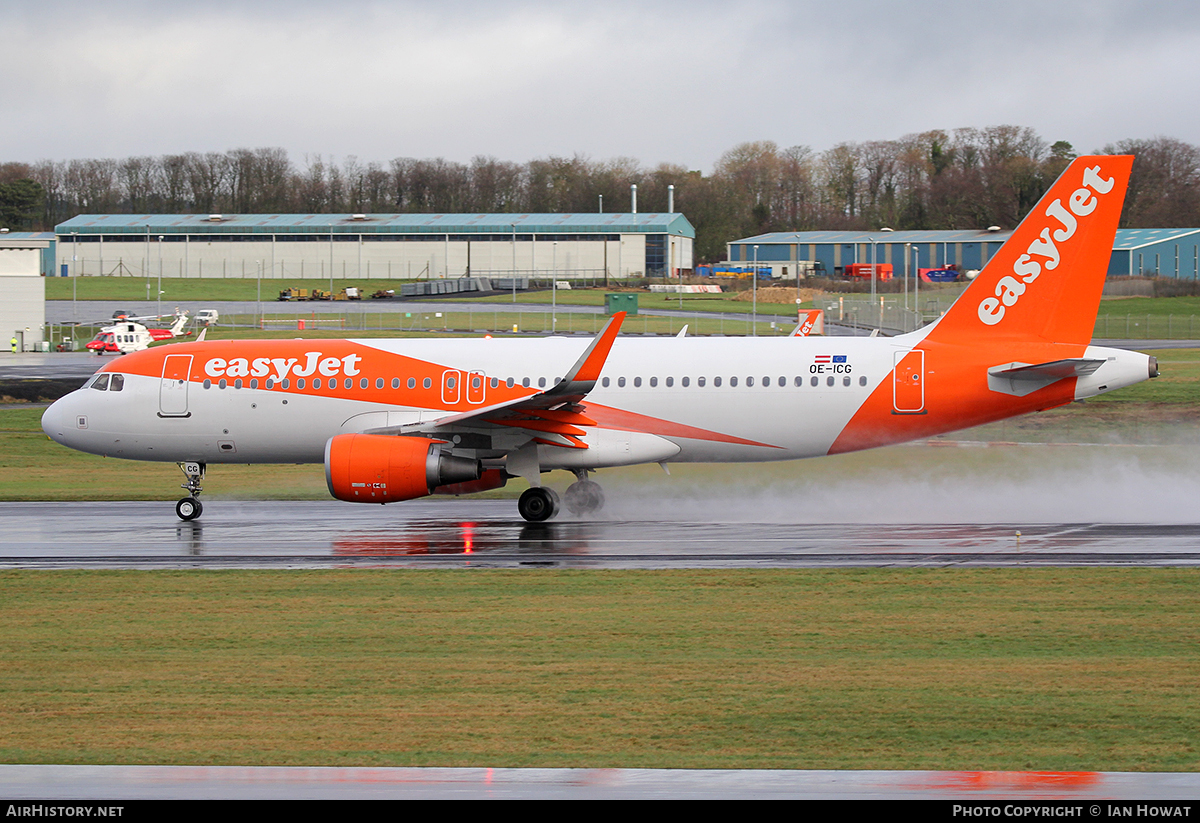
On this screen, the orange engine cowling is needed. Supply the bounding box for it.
[325,433,482,504]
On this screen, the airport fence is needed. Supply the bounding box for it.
[1093,314,1200,339]
[48,309,796,348]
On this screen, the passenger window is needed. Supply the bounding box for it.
[265,379,274,389]
[714,376,721,387]
[235,379,244,389]
[423,377,432,389]
[376,378,384,389]
[408,378,416,389]
[649,377,658,387]
[538,377,546,388]
[618,377,626,387]
[472,376,481,389]
[90,374,109,391]
[522,378,530,388]
[281,379,290,389]
[446,377,456,389]
[344,378,352,389]
[490,377,498,388]
[826,376,834,387]
[666,377,674,387]
[312,378,321,389]
[110,374,125,392]
[778,377,785,387]
[203,379,212,389]
[681,377,688,387]
[634,377,642,387]
[859,376,867,386]
[506,378,515,388]
[746,376,754,387]
[843,376,851,386]
[294,379,302,389]
[392,378,400,389]
[794,376,802,387]
[220,378,229,389]
[698,377,705,387]
[360,378,368,389]
[250,379,259,389]
[810,376,818,387]
[602,377,610,387]
[730,377,738,387]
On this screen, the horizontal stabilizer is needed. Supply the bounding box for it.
[987,358,1105,397]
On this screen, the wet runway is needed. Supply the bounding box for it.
[3,500,1199,569]
[4,764,1199,799]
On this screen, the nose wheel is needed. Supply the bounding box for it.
[176,461,206,521]
[176,497,203,521]
[564,477,605,515]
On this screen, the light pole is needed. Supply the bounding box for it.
[511,222,517,303]
[157,236,163,320]
[913,245,921,327]
[145,225,151,308]
[903,243,910,312]
[552,241,558,332]
[71,231,78,322]
[870,228,893,329]
[256,260,262,327]
[329,225,334,296]
[752,244,759,337]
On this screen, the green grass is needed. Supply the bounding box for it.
[0,407,328,501]
[46,276,813,316]
[46,277,372,303]
[0,569,1197,769]
[199,311,776,337]
[459,287,808,317]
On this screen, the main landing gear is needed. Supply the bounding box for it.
[176,461,206,521]
[517,472,606,522]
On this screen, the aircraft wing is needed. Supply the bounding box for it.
[365,311,626,449]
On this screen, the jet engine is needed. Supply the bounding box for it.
[325,433,482,504]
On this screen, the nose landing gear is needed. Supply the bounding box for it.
[176,461,206,521]
[564,474,605,515]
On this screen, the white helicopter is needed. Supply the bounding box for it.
[84,309,194,355]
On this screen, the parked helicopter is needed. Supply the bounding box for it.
[84,310,193,355]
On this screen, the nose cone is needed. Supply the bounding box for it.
[41,396,70,444]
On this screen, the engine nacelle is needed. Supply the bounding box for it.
[325,433,481,504]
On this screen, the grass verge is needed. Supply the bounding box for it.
[1,568,1197,770]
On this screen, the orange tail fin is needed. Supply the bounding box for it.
[931,155,1133,347]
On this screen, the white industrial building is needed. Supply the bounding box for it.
[55,213,695,282]
[0,232,50,352]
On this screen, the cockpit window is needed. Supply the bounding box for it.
[109,374,125,392]
[89,374,110,391]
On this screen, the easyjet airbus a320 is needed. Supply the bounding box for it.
[42,156,1157,522]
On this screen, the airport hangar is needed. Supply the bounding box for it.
[53,213,695,282]
[727,228,1200,279]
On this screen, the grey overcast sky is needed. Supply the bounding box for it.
[3,0,1197,171]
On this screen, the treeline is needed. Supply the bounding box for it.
[2,127,1198,262]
